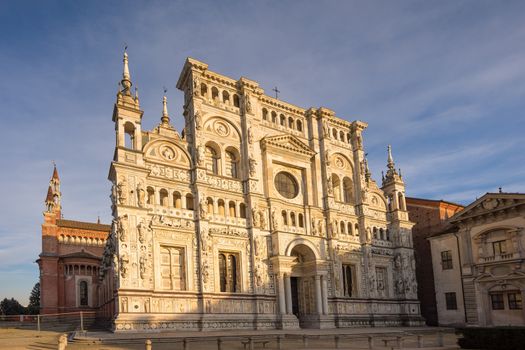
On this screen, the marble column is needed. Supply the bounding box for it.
[321,275,328,315]
[315,275,323,314]
[285,274,293,314]
[277,274,286,314]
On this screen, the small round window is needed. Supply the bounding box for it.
[274,172,299,199]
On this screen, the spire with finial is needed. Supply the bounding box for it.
[161,88,171,126]
[45,162,61,215]
[120,46,133,96]
[383,145,400,184]
[387,145,395,170]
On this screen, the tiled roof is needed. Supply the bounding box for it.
[57,219,111,232]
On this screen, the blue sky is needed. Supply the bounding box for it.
[0,1,524,304]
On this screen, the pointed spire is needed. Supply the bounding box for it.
[52,162,59,180]
[45,162,61,214]
[120,48,132,96]
[161,90,171,126]
[387,145,395,170]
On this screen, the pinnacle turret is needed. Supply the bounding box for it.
[383,145,401,185]
[161,93,171,126]
[121,49,132,96]
[45,163,61,214]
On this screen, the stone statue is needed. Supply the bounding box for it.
[137,219,149,244]
[327,176,333,195]
[199,196,208,219]
[120,254,129,278]
[139,256,146,279]
[331,219,338,238]
[121,297,128,313]
[247,127,254,144]
[111,183,117,206]
[116,215,128,242]
[325,150,330,166]
[137,181,146,208]
[249,158,257,177]
[317,219,324,236]
[194,111,202,130]
[193,76,199,96]
[116,178,127,205]
[243,94,252,114]
[271,208,278,231]
[196,144,205,166]
[323,122,329,138]
[259,209,267,230]
[200,229,210,255]
[112,253,119,272]
[311,217,318,235]
[366,227,372,243]
[252,206,261,228]
[201,262,209,284]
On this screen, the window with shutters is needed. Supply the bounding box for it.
[160,246,186,290]
[219,252,240,292]
[342,264,356,297]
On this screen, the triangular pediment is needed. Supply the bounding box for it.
[261,134,316,157]
[450,193,525,223]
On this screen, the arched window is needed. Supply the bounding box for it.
[211,87,219,100]
[271,111,277,123]
[282,210,288,226]
[159,189,169,207]
[225,148,239,179]
[342,265,354,297]
[147,187,155,205]
[332,174,341,202]
[233,94,240,107]
[124,122,135,149]
[340,222,346,234]
[296,120,303,132]
[386,229,390,241]
[398,192,406,211]
[348,222,353,235]
[186,194,194,210]
[355,223,359,235]
[340,130,345,141]
[222,90,230,104]
[262,108,268,121]
[347,133,351,143]
[218,199,225,216]
[207,197,214,215]
[332,128,338,140]
[219,252,239,293]
[298,213,304,228]
[290,212,296,226]
[229,201,236,217]
[288,117,294,129]
[173,192,182,208]
[205,145,220,175]
[228,255,238,292]
[280,114,286,126]
[373,227,378,239]
[79,281,88,306]
[200,83,208,97]
[343,177,353,203]
[380,228,385,240]
[239,203,246,219]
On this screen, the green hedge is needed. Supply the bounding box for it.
[456,327,525,349]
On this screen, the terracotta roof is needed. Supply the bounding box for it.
[45,186,54,202]
[57,219,111,232]
[406,196,464,208]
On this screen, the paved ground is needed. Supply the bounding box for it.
[0,327,460,349]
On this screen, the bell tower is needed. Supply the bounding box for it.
[44,163,61,220]
[381,145,408,220]
[112,49,144,162]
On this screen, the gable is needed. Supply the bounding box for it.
[450,193,525,224]
[261,134,316,157]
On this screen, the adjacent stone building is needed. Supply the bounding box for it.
[429,192,525,326]
[406,198,464,325]
[37,166,111,314]
[97,52,423,331]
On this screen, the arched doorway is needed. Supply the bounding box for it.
[288,243,326,328]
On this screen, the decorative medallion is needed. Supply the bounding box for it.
[482,198,499,210]
[160,145,176,160]
[335,156,345,169]
[214,121,230,137]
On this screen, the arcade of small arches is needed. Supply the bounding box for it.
[204,142,241,179]
[58,234,106,246]
[64,263,100,277]
[261,107,304,133]
[331,174,354,204]
[280,210,305,228]
[330,126,352,144]
[387,191,407,212]
[200,83,241,108]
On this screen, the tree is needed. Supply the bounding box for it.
[27,282,40,315]
[0,298,26,315]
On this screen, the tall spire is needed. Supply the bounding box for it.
[45,163,61,215]
[387,145,395,170]
[161,91,171,126]
[120,48,132,96]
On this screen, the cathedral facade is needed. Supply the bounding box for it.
[97,52,423,331]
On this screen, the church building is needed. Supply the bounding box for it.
[94,51,423,331]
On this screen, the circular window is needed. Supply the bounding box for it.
[274,172,299,199]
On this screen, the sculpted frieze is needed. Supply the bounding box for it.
[201,173,243,192]
[209,227,248,238]
[150,215,195,230]
[146,163,190,182]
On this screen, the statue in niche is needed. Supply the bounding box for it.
[365,227,372,243]
[196,144,205,166]
[121,297,128,313]
[254,235,265,257]
[115,215,128,242]
[137,181,146,208]
[199,196,208,219]
[394,253,402,269]
[137,219,149,244]
[311,218,318,235]
[200,229,210,256]
[247,126,254,144]
[327,175,333,195]
[323,122,330,138]
[271,208,278,231]
[112,253,119,273]
[120,254,129,278]
[193,76,199,96]
[254,260,264,288]
[201,262,209,284]
[116,177,128,205]
[259,209,267,230]
[243,94,252,114]
[110,183,117,206]
[317,219,324,237]
[252,206,261,228]
[139,256,146,279]
[194,111,202,130]
[331,219,338,238]
[395,278,404,295]
[325,150,330,166]
[249,158,257,177]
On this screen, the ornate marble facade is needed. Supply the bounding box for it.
[97,52,423,331]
